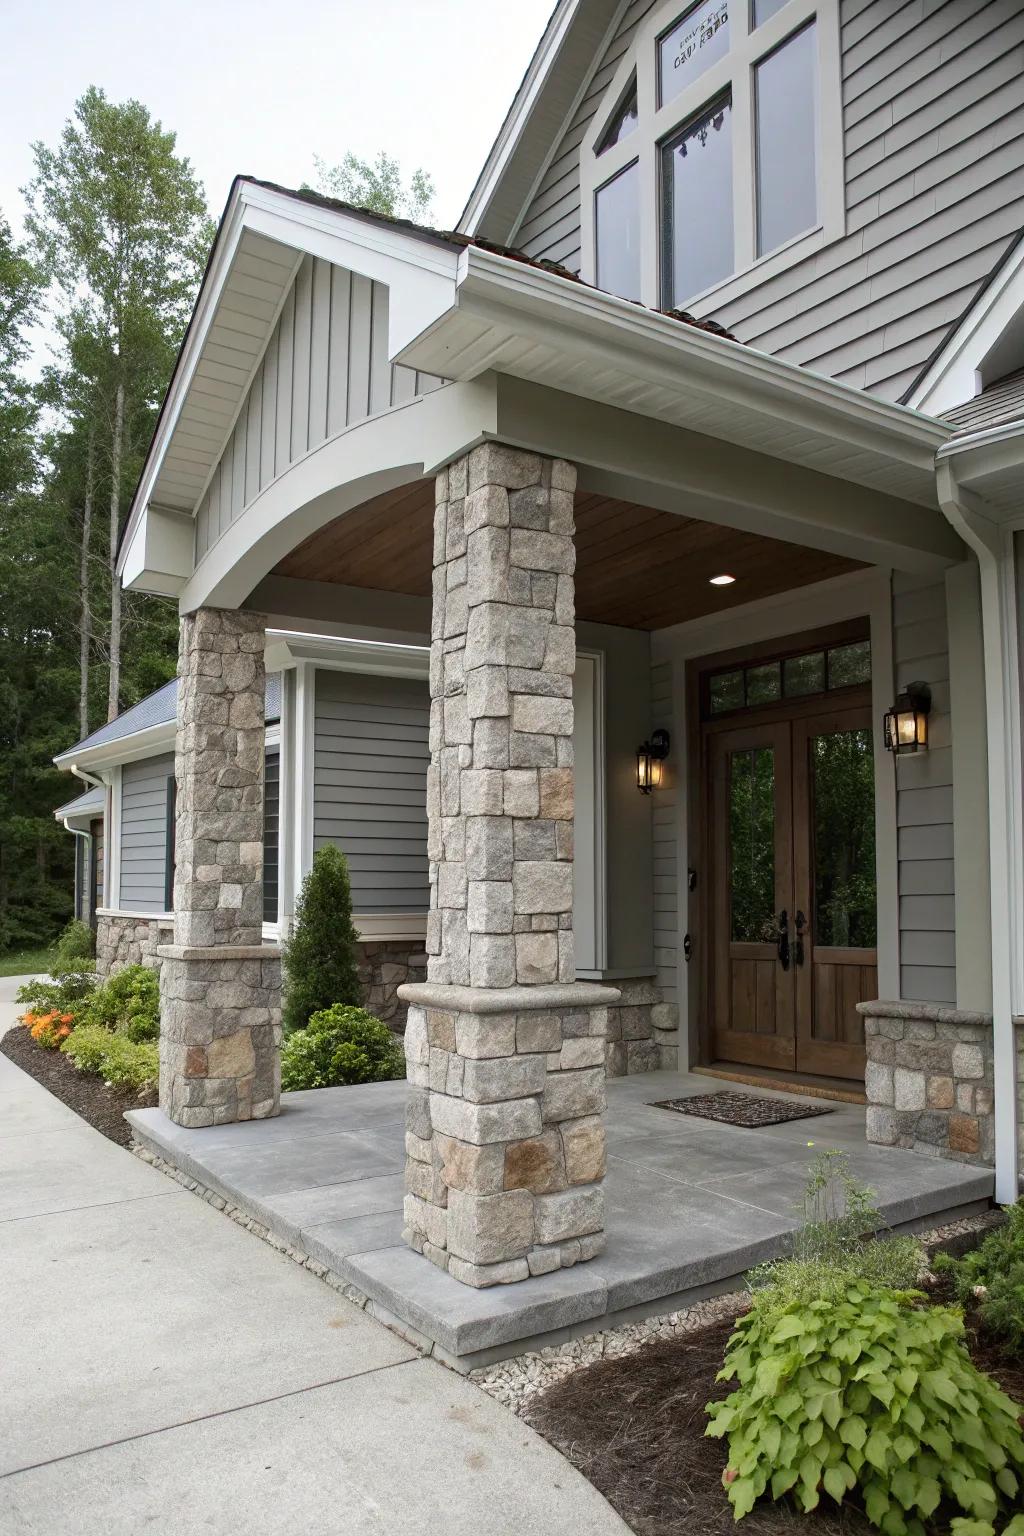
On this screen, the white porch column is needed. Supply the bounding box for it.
[399,444,619,1287]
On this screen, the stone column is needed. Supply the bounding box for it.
[398,444,619,1288]
[158,607,282,1128]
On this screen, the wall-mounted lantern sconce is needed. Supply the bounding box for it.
[883,681,931,755]
[637,728,670,794]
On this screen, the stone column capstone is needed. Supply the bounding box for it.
[398,443,619,1288]
[157,607,282,1128]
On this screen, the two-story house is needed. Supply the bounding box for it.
[58,1,1024,1304]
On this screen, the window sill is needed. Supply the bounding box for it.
[683,223,828,319]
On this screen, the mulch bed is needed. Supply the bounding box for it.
[524,1255,1024,1536]
[1,1025,155,1147]
[649,1090,833,1128]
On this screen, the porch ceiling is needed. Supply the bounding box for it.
[271,480,863,630]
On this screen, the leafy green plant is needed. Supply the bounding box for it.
[950,1517,1024,1536]
[748,1151,924,1310]
[935,1205,1024,1355]
[51,918,95,968]
[61,1024,158,1092]
[16,962,96,1017]
[706,1280,1024,1533]
[280,1005,404,1091]
[282,845,362,1033]
[81,963,160,1042]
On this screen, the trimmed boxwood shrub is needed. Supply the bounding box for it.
[282,845,362,1034]
[280,1004,404,1090]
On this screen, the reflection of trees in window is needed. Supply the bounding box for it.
[729,748,776,943]
[812,729,876,948]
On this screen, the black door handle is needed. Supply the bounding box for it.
[794,910,807,967]
[683,933,692,963]
[778,909,790,971]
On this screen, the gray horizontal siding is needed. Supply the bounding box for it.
[195,255,445,559]
[651,659,677,1008]
[514,0,1024,402]
[893,574,955,1005]
[118,752,174,913]
[313,670,429,914]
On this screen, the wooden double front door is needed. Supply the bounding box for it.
[705,699,877,1082]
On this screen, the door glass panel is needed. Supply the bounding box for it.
[811,728,876,948]
[728,747,776,942]
[783,650,825,696]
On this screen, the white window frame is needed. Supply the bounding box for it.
[579,0,844,316]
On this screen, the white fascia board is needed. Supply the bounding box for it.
[264,629,429,680]
[238,185,460,356]
[936,417,1024,511]
[404,246,952,478]
[907,239,1024,415]
[458,0,581,235]
[54,720,177,775]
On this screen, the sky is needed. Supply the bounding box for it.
[1,0,553,370]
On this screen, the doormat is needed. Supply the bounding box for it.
[648,1090,833,1128]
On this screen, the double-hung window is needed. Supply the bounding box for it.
[581,0,840,312]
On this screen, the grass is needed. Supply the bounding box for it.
[0,946,53,978]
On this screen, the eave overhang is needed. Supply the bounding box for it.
[402,245,956,518]
[936,414,1024,522]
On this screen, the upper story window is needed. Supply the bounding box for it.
[579,0,842,313]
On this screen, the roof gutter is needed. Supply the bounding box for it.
[936,461,1021,1204]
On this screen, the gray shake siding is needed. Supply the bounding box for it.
[118,752,174,913]
[893,574,955,1005]
[313,670,430,914]
[194,255,444,561]
[514,0,1024,401]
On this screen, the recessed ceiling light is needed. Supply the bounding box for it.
[709,573,736,586]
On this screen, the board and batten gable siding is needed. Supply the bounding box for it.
[312,670,430,914]
[515,0,1024,401]
[892,574,955,1005]
[651,659,678,1009]
[194,255,445,561]
[117,752,174,913]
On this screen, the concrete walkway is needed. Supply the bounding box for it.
[0,979,629,1536]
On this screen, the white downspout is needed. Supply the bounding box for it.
[936,461,1020,1203]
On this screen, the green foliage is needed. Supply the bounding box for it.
[950,1517,1024,1536]
[748,1152,924,1313]
[280,1005,404,1091]
[706,1280,1024,1533]
[81,963,160,1043]
[16,962,96,1016]
[935,1205,1024,1355]
[306,150,434,222]
[61,1024,158,1091]
[52,918,95,966]
[282,845,363,1033]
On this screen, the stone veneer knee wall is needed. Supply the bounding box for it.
[603,977,679,1076]
[357,940,428,1029]
[96,913,174,977]
[859,1000,1024,1178]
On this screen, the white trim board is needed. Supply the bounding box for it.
[907,236,1024,416]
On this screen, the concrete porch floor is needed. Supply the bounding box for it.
[127,1070,993,1370]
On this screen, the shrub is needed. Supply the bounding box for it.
[280,1004,404,1090]
[22,1010,75,1049]
[706,1280,1024,1533]
[951,1518,1024,1536]
[747,1151,924,1311]
[81,964,160,1043]
[51,919,95,968]
[282,845,362,1033]
[61,1025,158,1092]
[935,1204,1024,1355]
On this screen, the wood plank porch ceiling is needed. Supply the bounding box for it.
[272,481,863,630]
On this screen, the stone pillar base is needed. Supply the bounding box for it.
[158,944,282,1128]
[399,980,619,1288]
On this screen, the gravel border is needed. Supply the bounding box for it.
[470,1207,1003,1414]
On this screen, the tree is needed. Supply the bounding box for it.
[282,845,363,1033]
[307,151,435,223]
[24,87,214,721]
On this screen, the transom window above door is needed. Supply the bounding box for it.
[706,637,871,717]
[581,0,843,314]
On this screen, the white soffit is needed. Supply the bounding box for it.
[402,247,952,510]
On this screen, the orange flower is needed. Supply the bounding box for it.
[59,1014,74,1025]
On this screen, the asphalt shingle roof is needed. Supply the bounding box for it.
[60,673,282,758]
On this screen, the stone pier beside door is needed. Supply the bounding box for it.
[158,606,282,1128]
[399,442,619,1288]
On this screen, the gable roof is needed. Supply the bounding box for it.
[943,367,1024,438]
